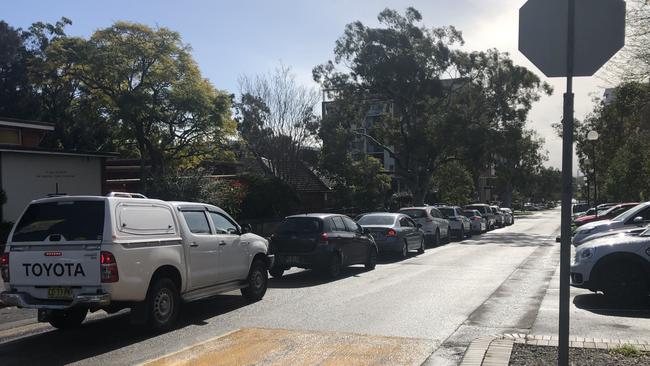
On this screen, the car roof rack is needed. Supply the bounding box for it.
[106,192,148,199]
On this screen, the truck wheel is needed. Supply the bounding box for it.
[241,259,268,303]
[602,263,648,304]
[147,278,180,332]
[365,248,377,270]
[49,308,87,330]
[269,267,285,278]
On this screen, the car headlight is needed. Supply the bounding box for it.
[576,247,596,262]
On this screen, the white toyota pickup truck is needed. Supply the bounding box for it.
[0,194,273,331]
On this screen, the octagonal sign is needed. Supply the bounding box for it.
[519,0,625,78]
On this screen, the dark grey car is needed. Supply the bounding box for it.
[357,213,425,258]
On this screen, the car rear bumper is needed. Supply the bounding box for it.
[374,238,404,252]
[0,291,110,309]
[274,248,332,269]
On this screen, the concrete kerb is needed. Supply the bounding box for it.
[459,334,650,366]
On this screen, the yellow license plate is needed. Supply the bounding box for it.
[48,287,72,300]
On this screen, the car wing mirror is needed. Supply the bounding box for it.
[416,223,423,228]
[241,224,253,234]
[363,227,371,235]
[633,216,645,225]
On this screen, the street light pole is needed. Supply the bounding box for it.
[587,131,599,217]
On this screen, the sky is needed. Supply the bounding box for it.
[3,0,620,173]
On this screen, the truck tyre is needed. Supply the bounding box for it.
[269,266,285,278]
[49,308,87,330]
[602,262,648,304]
[365,247,378,270]
[241,259,268,303]
[147,277,180,332]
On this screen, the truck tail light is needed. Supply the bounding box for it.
[100,251,119,283]
[386,229,397,237]
[0,253,8,282]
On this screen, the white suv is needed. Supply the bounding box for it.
[0,194,272,331]
[571,227,650,303]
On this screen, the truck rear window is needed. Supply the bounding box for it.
[12,201,105,242]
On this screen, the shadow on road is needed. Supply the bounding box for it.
[267,266,368,289]
[573,293,650,318]
[0,294,248,365]
[458,232,556,248]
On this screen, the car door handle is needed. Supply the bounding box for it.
[190,242,199,248]
[218,241,227,246]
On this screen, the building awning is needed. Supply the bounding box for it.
[0,117,55,131]
[0,144,117,158]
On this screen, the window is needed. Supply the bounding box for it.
[430,208,442,218]
[331,216,346,231]
[342,216,361,232]
[182,211,211,234]
[438,208,454,217]
[0,128,20,145]
[399,217,414,227]
[400,209,426,219]
[117,204,176,235]
[209,212,238,234]
[13,200,105,242]
[276,217,322,234]
[357,215,395,226]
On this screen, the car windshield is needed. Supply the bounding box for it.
[276,217,322,234]
[612,204,643,222]
[399,209,426,219]
[438,208,455,217]
[12,200,105,242]
[357,215,396,226]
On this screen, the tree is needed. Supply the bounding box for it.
[432,161,474,206]
[64,22,234,179]
[576,82,650,201]
[235,65,320,182]
[0,21,40,119]
[314,7,466,205]
[605,0,650,81]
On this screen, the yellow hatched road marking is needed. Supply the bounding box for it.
[141,328,436,366]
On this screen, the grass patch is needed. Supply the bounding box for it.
[609,345,644,358]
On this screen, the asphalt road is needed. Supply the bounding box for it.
[0,210,561,365]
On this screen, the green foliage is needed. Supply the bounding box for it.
[348,157,392,210]
[144,169,245,216]
[609,344,643,358]
[238,174,301,219]
[315,8,550,205]
[577,82,650,202]
[432,161,474,206]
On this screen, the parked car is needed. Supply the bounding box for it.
[437,206,471,240]
[356,213,425,257]
[572,202,590,217]
[577,224,648,245]
[463,209,487,234]
[268,214,378,279]
[490,206,505,227]
[571,226,650,303]
[572,202,650,246]
[500,208,514,226]
[0,194,272,331]
[399,207,451,245]
[573,203,638,227]
[464,204,496,230]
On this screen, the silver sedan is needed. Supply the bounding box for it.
[357,213,425,258]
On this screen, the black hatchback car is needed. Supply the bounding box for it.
[269,214,378,278]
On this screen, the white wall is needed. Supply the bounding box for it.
[1,152,102,222]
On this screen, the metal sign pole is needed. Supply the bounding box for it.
[558,0,575,364]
